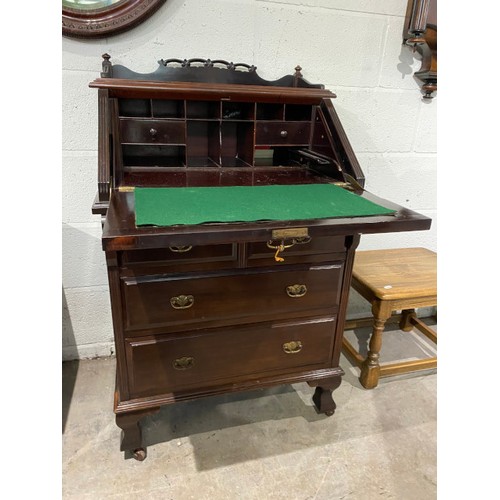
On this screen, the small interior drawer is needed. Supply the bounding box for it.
[126,316,336,398]
[255,122,311,145]
[247,235,346,266]
[121,244,237,272]
[120,118,185,144]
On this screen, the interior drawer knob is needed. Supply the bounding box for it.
[173,356,195,370]
[280,130,288,138]
[170,294,194,309]
[286,284,307,298]
[149,128,158,137]
[283,340,303,354]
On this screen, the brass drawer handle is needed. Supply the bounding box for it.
[169,245,193,253]
[283,341,302,354]
[293,236,312,245]
[266,240,295,251]
[280,130,288,138]
[173,356,195,370]
[149,128,157,137]
[268,236,311,246]
[170,294,194,309]
[286,284,307,298]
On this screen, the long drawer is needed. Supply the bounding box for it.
[125,316,337,398]
[122,263,344,333]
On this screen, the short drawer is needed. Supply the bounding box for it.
[122,264,344,332]
[126,316,336,398]
[247,235,346,266]
[255,122,311,145]
[120,118,185,144]
[121,243,237,273]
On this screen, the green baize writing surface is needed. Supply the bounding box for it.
[134,184,395,227]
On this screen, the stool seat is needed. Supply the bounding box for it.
[343,247,437,389]
[353,247,437,300]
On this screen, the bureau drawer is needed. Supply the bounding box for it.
[126,316,336,398]
[247,235,346,266]
[120,118,185,144]
[121,243,237,273]
[122,264,344,333]
[255,122,311,145]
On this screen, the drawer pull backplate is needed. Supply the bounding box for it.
[173,356,195,370]
[286,284,307,298]
[283,340,303,354]
[170,294,194,309]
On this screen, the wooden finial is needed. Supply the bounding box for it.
[422,82,437,100]
[293,65,303,87]
[101,53,112,78]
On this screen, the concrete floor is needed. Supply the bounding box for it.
[62,326,437,499]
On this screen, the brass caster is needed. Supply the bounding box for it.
[133,448,147,461]
[324,410,335,417]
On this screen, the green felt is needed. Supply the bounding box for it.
[134,184,395,227]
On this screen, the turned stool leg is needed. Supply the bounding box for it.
[308,375,342,416]
[399,308,417,332]
[360,301,392,389]
[115,407,160,461]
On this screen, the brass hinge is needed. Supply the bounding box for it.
[118,186,135,193]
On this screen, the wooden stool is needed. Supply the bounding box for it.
[342,247,437,389]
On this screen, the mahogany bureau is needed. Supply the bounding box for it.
[89,55,431,460]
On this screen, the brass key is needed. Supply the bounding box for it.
[274,242,285,262]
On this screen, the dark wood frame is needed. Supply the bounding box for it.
[62,0,167,39]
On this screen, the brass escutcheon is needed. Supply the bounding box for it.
[173,356,195,370]
[272,227,309,240]
[170,294,194,309]
[286,284,307,298]
[283,341,303,354]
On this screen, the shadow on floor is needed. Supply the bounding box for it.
[137,382,336,469]
[343,316,437,364]
[62,288,79,434]
[62,360,80,434]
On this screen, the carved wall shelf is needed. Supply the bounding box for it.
[404,0,437,99]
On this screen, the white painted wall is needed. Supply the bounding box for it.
[62,0,437,360]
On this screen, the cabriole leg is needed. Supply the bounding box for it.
[115,408,160,461]
[309,375,342,416]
